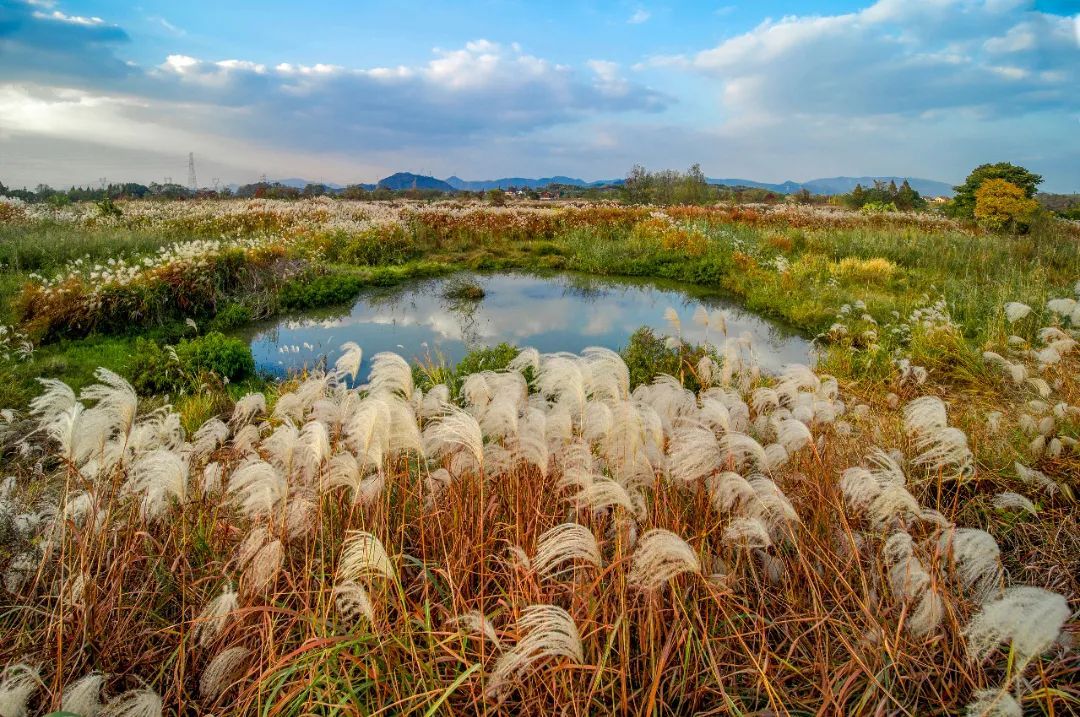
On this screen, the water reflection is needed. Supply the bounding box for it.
[242,272,813,381]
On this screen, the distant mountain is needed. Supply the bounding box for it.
[706,176,953,197]
[445,175,603,191]
[274,178,345,190]
[376,172,455,191]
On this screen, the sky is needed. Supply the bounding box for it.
[0,0,1077,191]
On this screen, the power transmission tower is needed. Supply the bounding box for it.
[187,152,198,190]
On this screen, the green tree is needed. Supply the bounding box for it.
[951,162,1042,218]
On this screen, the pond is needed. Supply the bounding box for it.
[243,271,813,382]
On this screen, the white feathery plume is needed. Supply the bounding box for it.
[693,305,709,328]
[448,611,502,649]
[193,584,239,647]
[884,532,943,636]
[581,400,613,443]
[991,492,1037,515]
[335,341,363,383]
[367,352,413,399]
[627,528,701,591]
[327,452,384,505]
[964,586,1070,672]
[722,516,772,548]
[270,392,303,424]
[532,523,602,577]
[571,479,635,515]
[717,432,769,472]
[0,663,38,717]
[746,475,800,533]
[507,347,540,374]
[667,425,719,483]
[284,490,316,539]
[200,646,250,700]
[699,397,730,432]
[338,530,396,583]
[237,526,269,568]
[100,687,162,717]
[536,355,587,417]
[773,418,812,453]
[333,581,376,627]
[202,462,223,494]
[1003,302,1031,323]
[422,408,484,469]
[911,426,973,476]
[1014,462,1058,495]
[242,539,284,595]
[231,393,266,426]
[227,459,287,518]
[985,411,1003,434]
[663,307,682,336]
[903,396,948,438]
[751,387,779,415]
[127,449,189,520]
[190,418,228,461]
[705,471,756,514]
[938,528,1002,603]
[80,367,138,436]
[61,672,106,717]
[231,423,261,455]
[486,605,583,698]
[964,689,1021,717]
[30,377,77,425]
[345,397,390,469]
[582,346,630,402]
[383,394,422,456]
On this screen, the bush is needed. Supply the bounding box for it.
[280,273,365,309]
[620,327,714,392]
[176,331,254,382]
[333,226,421,266]
[127,331,254,395]
[208,302,253,331]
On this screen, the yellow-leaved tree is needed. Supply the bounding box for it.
[974,178,1039,233]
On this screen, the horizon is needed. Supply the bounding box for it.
[1,0,1078,192]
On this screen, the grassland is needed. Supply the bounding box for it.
[0,198,1077,715]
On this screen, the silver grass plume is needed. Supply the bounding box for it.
[532,522,602,577]
[230,393,266,426]
[717,432,769,472]
[938,527,1003,603]
[911,426,973,476]
[80,367,138,436]
[227,459,287,518]
[242,539,284,595]
[367,352,413,399]
[0,663,38,717]
[190,418,228,461]
[705,471,756,514]
[193,584,239,647]
[30,377,77,425]
[1014,462,1059,495]
[903,396,948,438]
[582,346,630,402]
[60,672,105,717]
[333,580,376,627]
[627,528,702,591]
[964,586,1070,673]
[335,341,363,383]
[100,687,162,717]
[327,452,385,505]
[571,479,636,516]
[270,393,303,424]
[338,530,397,583]
[486,605,583,698]
[991,492,1037,515]
[126,449,188,520]
[667,425,720,483]
[448,611,502,650]
[422,408,484,469]
[722,516,773,548]
[964,689,1021,717]
[199,646,250,700]
[884,532,943,636]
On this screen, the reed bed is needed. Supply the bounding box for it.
[1,312,1077,715]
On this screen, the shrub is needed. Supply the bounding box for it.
[835,257,896,284]
[620,327,713,392]
[334,225,420,266]
[175,331,254,382]
[207,302,253,332]
[442,277,486,301]
[280,273,365,309]
[128,332,254,395]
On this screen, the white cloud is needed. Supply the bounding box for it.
[628,8,651,24]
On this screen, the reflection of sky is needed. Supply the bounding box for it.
[244,272,813,382]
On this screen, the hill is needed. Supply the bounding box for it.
[376,172,455,191]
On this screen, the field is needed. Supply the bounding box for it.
[0,197,1078,715]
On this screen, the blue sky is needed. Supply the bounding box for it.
[1,0,1077,190]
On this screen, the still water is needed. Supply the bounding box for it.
[244,272,813,381]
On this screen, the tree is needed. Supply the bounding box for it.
[974,179,1039,233]
[951,162,1042,218]
[486,188,507,206]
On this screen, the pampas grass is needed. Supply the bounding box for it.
[0,663,38,717]
[60,672,105,717]
[964,586,1070,671]
[487,605,583,698]
[627,528,701,591]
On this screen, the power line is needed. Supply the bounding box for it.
[187,152,198,190]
